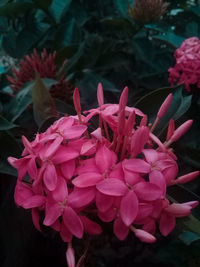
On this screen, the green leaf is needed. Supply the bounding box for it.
[4,82,33,122]
[179,231,200,245]
[186,22,199,37]
[49,0,72,23]
[115,0,132,16]
[33,0,53,10]
[76,71,119,103]
[0,115,16,130]
[0,2,34,16]
[153,32,185,48]
[32,73,58,127]
[55,18,80,47]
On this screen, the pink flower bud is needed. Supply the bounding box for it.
[176,171,199,184]
[126,110,135,136]
[73,88,81,114]
[166,119,175,141]
[97,83,104,107]
[157,93,173,119]
[66,244,75,267]
[169,120,193,143]
[134,229,156,243]
[119,86,129,111]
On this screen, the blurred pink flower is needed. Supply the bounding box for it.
[168,37,200,92]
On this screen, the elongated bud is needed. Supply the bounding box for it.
[97,83,104,107]
[118,109,125,135]
[175,171,199,185]
[119,86,129,111]
[133,228,156,243]
[164,203,192,217]
[73,88,81,114]
[66,243,75,267]
[157,93,173,119]
[166,119,175,141]
[166,120,193,146]
[126,111,135,136]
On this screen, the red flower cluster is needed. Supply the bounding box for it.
[8,84,199,266]
[7,49,73,101]
[168,37,200,92]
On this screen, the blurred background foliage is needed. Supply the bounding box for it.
[0,0,200,266]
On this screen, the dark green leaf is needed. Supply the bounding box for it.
[0,115,16,130]
[115,0,132,16]
[33,0,53,10]
[0,2,34,16]
[55,18,80,47]
[32,73,58,127]
[153,32,185,48]
[49,0,72,23]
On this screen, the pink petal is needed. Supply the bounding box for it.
[32,208,41,231]
[22,195,45,209]
[43,203,62,226]
[73,87,81,113]
[80,216,102,235]
[123,159,151,174]
[149,170,166,197]
[63,125,87,139]
[61,160,75,180]
[142,149,158,164]
[14,182,33,206]
[43,163,57,191]
[51,176,68,202]
[135,203,153,223]
[114,217,129,240]
[95,145,117,173]
[60,223,72,242]
[143,219,156,234]
[98,208,117,222]
[131,126,149,157]
[119,86,129,111]
[120,191,138,226]
[27,157,38,179]
[72,172,102,188]
[96,178,127,196]
[68,187,96,208]
[134,182,162,201]
[63,207,83,238]
[96,191,114,212]
[134,229,156,243]
[52,146,79,164]
[159,211,176,236]
[80,141,96,156]
[43,136,63,158]
[124,169,142,186]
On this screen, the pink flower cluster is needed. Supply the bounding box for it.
[168,37,200,92]
[8,85,199,267]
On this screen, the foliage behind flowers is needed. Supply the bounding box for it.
[8,85,199,267]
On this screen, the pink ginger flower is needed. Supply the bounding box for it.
[168,37,200,92]
[7,48,74,102]
[8,84,199,267]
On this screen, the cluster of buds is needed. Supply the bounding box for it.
[129,0,169,24]
[168,37,200,92]
[8,84,199,266]
[7,49,73,102]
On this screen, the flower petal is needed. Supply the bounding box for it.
[134,182,162,201]
[96,191,114,212]
[123,159,151,174]
[68,187,96,208]
[120,191,138,226]
[95,145,117,173]
[80,216,102,235]
[159,211,176,236]
[63,207,83,238]
[97,178,127,196]
[72,172,102,188]
[43,163,57,191]
[114,217,129,241]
